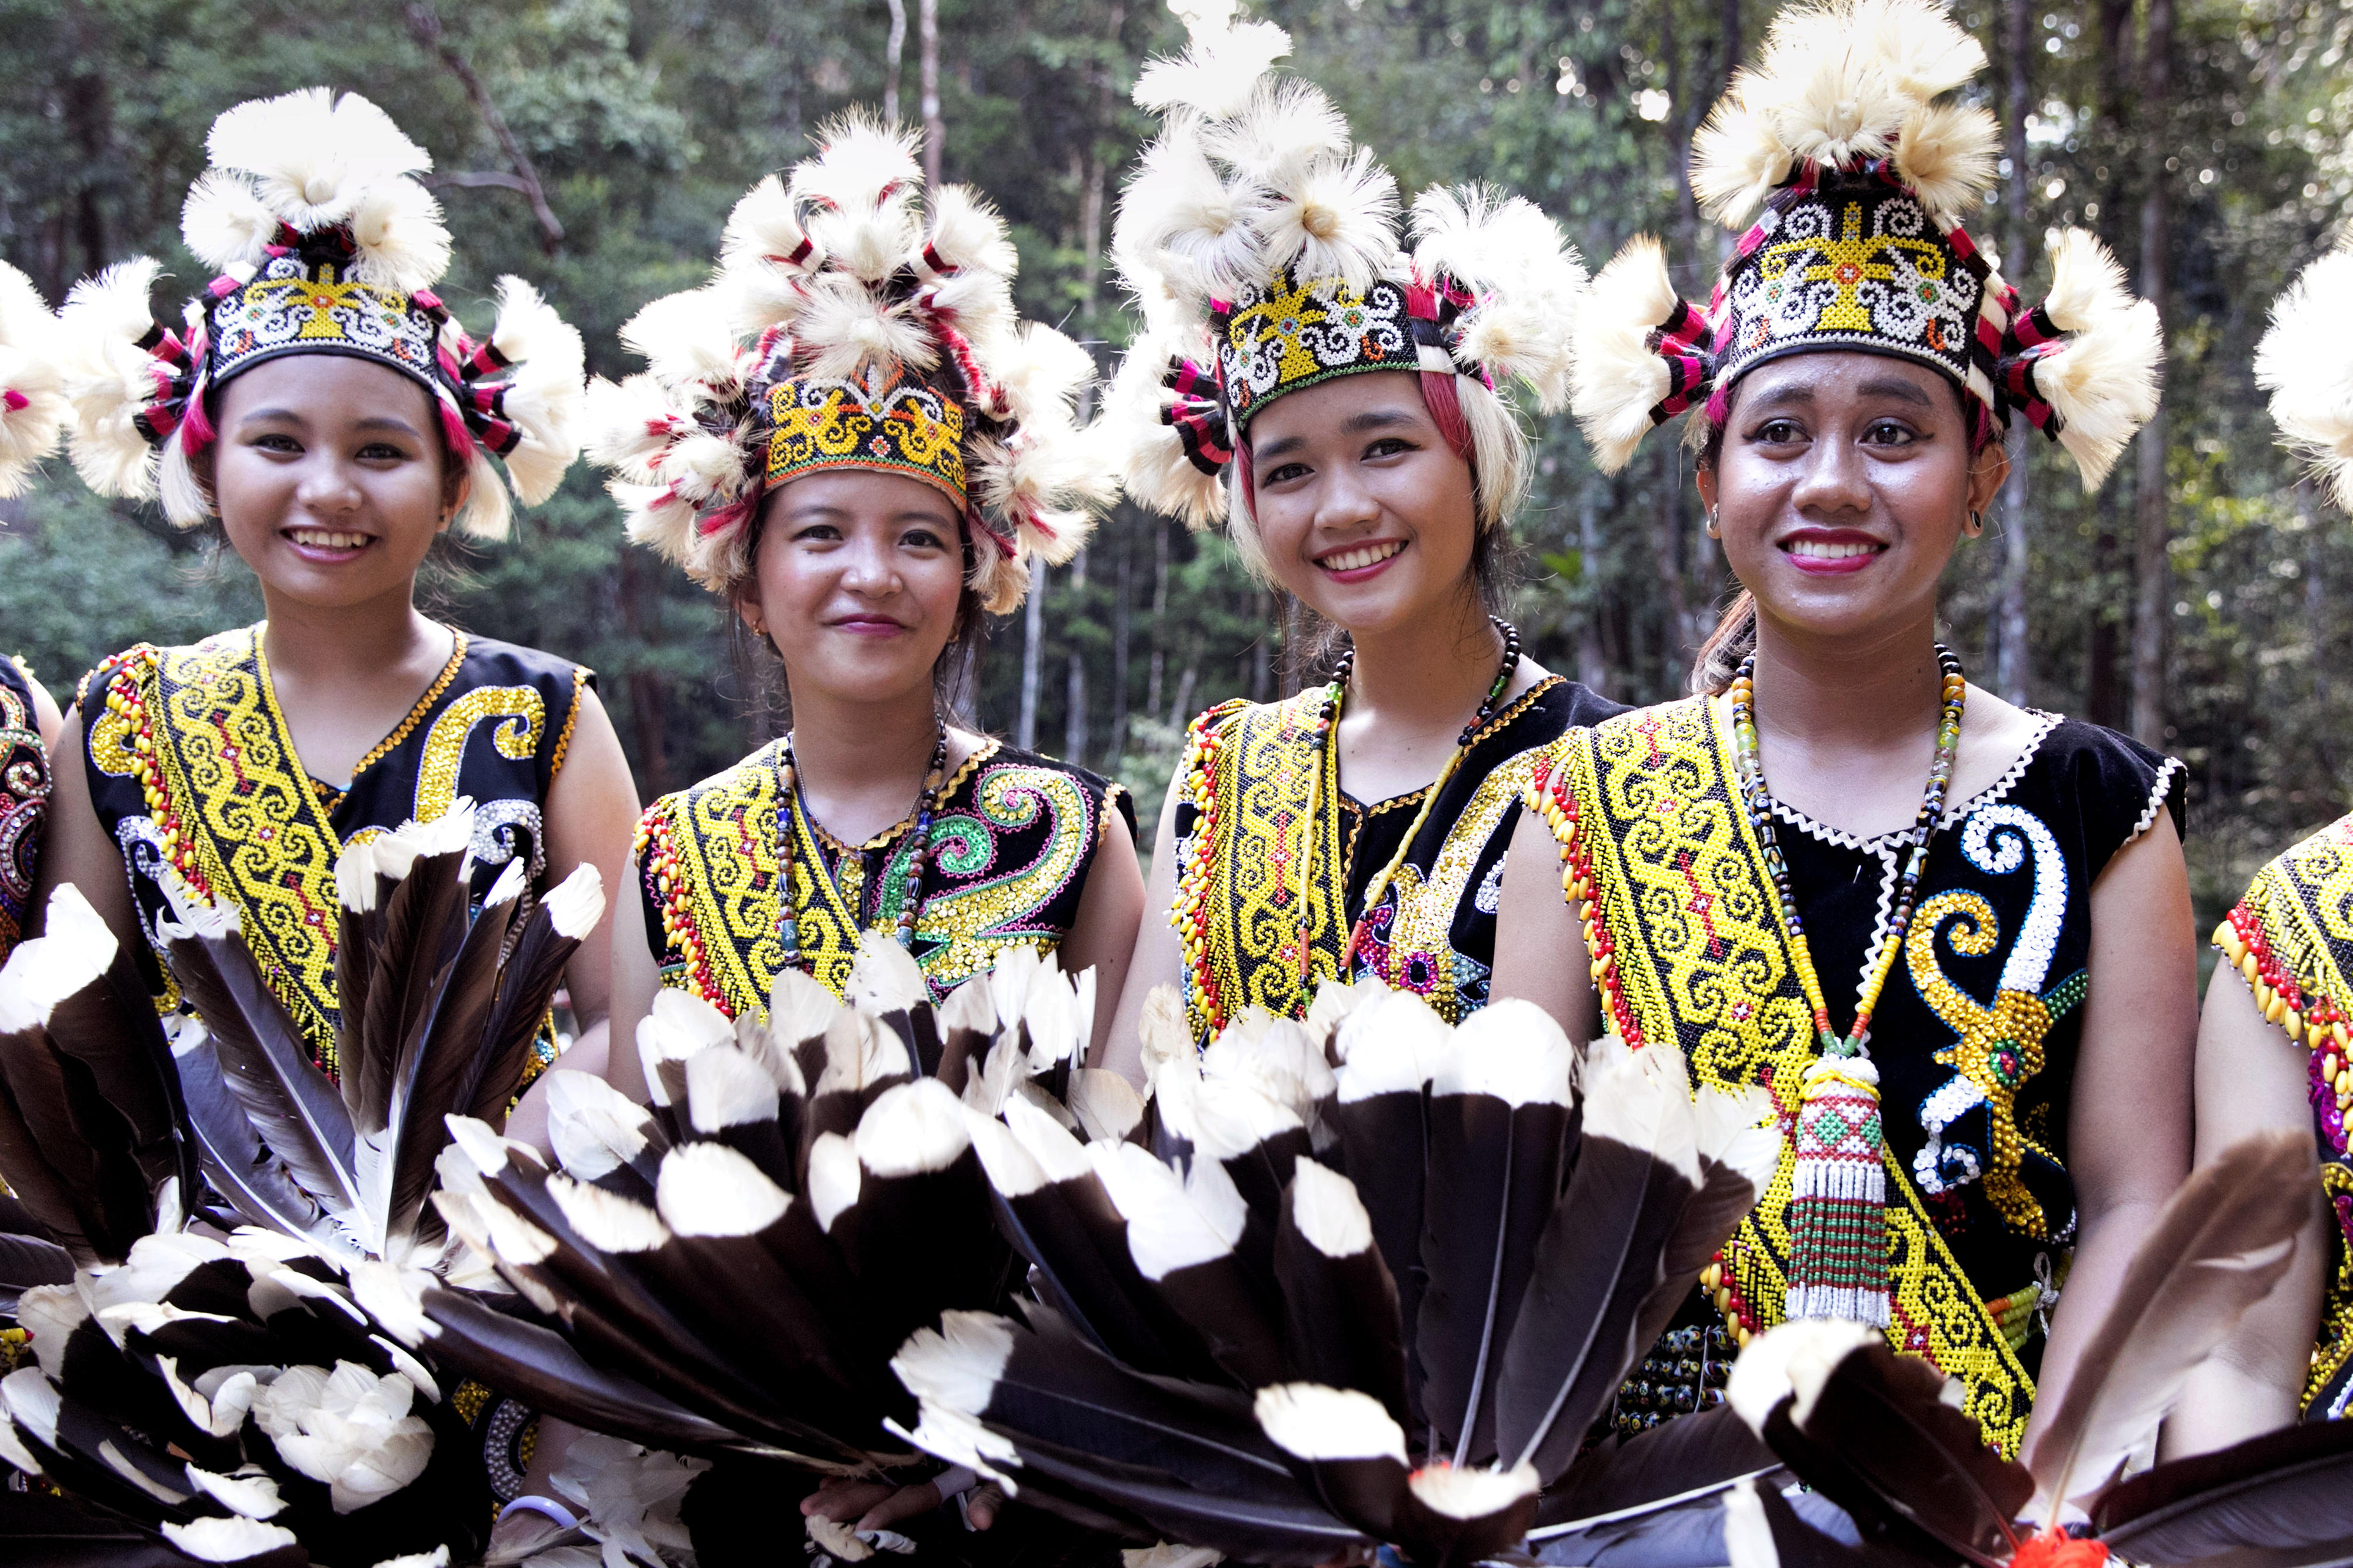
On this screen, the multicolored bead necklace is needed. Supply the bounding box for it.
[1293,616,1522,983]
[776,724,951,965]
[1727,645,1966,1325]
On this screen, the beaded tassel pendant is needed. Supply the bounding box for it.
[1787,1054,1891,1325]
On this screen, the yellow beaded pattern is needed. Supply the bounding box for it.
[412,685,544,824]
[549,665,590,778]
[638,739,1098,1016]
[1169,693,1352,1047]
[1521,700,2037,1456]
[2215,813,2353,1413]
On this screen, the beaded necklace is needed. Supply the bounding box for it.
[776,725,951,966]
[1727,645,1966,1326]
[1292,616,1521,983]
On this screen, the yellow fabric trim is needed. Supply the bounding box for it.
[412,686,544,824]
[549,665,591,779]
[1543,700,2037,1456]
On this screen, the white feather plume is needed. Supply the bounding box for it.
[1571,236,1685,475]
[2258,247,2353,508]
[1411,185,1588,412]
[1102,327,1227,530]
[621,289,745,396]
[585,374,691,482]
[1116,128,1268,306]
[482,275,585,513]
[1747,4,1912,172]
[181,171,282,273]
[1690,95,1797,229]
[721,174,819,275]
[1205,78,1348,192]
[792,275,937,382]
[0,262,65,499]
[1857,0,1988,102]
[345,177,454,293]
[1133,18,1292,120]
[791,115,924,284]
[58,258,166,500]
[203,88,434,236]
[989,323,1096,431]
[1893,100,2000,226]
[920,185,1020,281]
[2032,228,2162,490]
[1259,146,1400,295]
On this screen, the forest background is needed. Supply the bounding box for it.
[2,0,2347,943]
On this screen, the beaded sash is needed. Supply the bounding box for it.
[1524,697,2036,1456]
[2218,813,2353,1416]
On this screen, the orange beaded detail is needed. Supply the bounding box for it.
[1170,703,1232,1042]
[636,806,729,1013]
[99,650,213,908]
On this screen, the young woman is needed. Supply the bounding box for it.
[598,122,1142,1079]
[1492,0,2184,1463]
[0,258,70,961]
[2169,243,2353,1448]
[582,119,1141,1551]
[1099,12,1620,1073]
[42,89,634,1149]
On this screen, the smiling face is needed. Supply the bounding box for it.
[1698,352,2008,646]
[742,468,966,710]
[1243,371,1481,638]
[207,354,463,609]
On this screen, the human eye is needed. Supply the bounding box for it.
[249,432,302,454]
[355,440,414,463]
[1362,435,1416,461]
[792,523,842,543]
[901,525,950,551]
[1747,418,1806,446]
[1263,461,1312,485]
[1861,419,1922,447]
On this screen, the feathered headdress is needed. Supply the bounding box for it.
[0,262,68,499]
[1104,4,1588,533]
[56,87,585,539]
[1572,0,2161,489]
[2255,242,2353,508]
[586,116,1111,612]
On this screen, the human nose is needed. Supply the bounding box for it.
[838,532,901,593]
[1311,459,1382,536]
[293,454,364,515]
[1787,429,1873,518]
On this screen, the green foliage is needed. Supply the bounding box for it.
[1,0,2349,928]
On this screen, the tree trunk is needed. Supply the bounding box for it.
[1249,589,1272,703]
[1146,519,1170,723]
[2129,0,2172,749]
[1652,439,1694,692]
[616,553,669,797]
[1018,562,1047,750]
[1111,526,1133,765]
[1170,662,1197,733]
[883,0,906,124]
[1064,549,1089,767]
[918,0,943,188]
[1578,484,1608,694]
[404,3,565,251]
[1995,0,2032,705]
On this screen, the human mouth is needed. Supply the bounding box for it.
[831,615,907,637]
[284,528,374,558]
[1781,531,1885,575]
[1315,539,1406,580]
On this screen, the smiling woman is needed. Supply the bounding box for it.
[1096,10,1622,1072]
[1489,0,2192,1480]
[594,119,1139,1067]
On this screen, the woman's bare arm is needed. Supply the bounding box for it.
[506,688,638,1145]
[1056,803,1146,1062]
[2159,962,2328,1457]
[604,846,662,1105]
[1489,806,1598,1047]
[2017,812,2199,1473]
[1098,768,1188,1083]
[31,708,141,951]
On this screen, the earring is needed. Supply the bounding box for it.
[1705,508,1721,539]
[1964,511,1984,538]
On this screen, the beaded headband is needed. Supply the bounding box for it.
[1572,0,2162,489]
[587,115,1109,613]
[1106,4,1587,529]
[56,89,584,540]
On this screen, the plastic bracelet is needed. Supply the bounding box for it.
[933,1466,978,1502]
[498,1495,581,1532]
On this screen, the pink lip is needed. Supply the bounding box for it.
[1314,540,1408,584]
[281,530,375,565]
[830,615,909,638]
[1779,528,1886,576]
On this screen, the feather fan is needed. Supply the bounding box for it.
[2092,1414,2353,1566]
[895,982,1774,1568]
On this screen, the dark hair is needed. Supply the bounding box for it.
[731,503,988,730]
[1688,361,1994,695]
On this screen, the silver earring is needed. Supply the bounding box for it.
[1705,508,1721,539]
[1964,510,1984,538]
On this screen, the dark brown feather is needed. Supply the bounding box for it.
[2094,1417,2353,1565]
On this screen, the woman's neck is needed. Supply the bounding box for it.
[258,583,441,689]
[1746,610,1944,749]
[786,679,949,842]
[1342,592,1502,736]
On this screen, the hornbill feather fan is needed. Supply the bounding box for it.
[398,936,1106,1504]
[0,808,603,1566]
[2091,1415,2353,1567]
[894,992,1776,1568]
